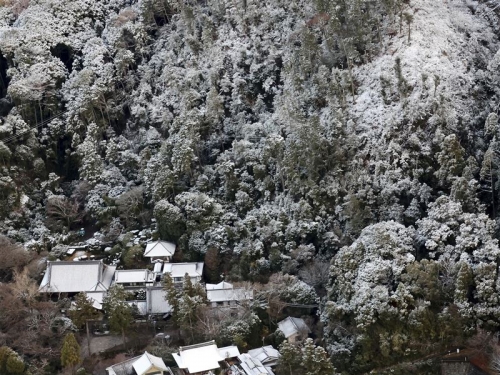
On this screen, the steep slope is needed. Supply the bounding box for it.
[1,0,500,371]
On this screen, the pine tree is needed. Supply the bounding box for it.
[61,333,81,372]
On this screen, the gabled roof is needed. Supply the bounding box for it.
[39,261,116,293]
[247,346,280,367]
[106,352,173,375]
[172,340,225,373]
[133,351,169,375]
[277,317,310,339]
[144,241,176,258]
[163,262,204,278]
[114,269,153,284]
[146,287,172,315]
[106,355,138,375]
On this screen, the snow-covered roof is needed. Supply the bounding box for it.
[236,353,275,375]
[86,291,106,310]
[172,341,224,373]
[39,261,116,293]
[147,287,172,315]
[217,345,241,359]
[277,317,310,339]
[207,287,253,303]
[163,262,204,278]
[206,281,233,290]
[114,269,153,284]
[133,351,169,375]
[144,241,176,258]
[106,355,138,375]
[106,352,173,375]
[247,346,280,367]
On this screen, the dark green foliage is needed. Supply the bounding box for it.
[103,285,134,344]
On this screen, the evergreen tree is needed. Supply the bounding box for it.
[0,346,25,375]
[5,353,24,374]
[69,293,99,356]
[61,333,81,372]
[277,340,301,375]
[102,285,134,345]
[301,338,335,375]
[277,339,335,375]
[163,273,180,324]
[204,246,221,283]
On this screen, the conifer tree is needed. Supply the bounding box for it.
[103,285,134,346]
[301,338,335,375]
[277,340,301,375]
[163,273,180,324]
[70,293,99,356]
[61,333,81,372]
[6,353,24,374]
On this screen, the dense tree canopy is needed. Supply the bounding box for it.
[1,0,500,373]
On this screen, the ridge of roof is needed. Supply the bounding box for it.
[179,340,216,352]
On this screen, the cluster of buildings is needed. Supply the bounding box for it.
[39,240,253,319]
[39,240,312,375]
[106,341,281,375]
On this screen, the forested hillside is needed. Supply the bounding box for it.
[2,0,500,373]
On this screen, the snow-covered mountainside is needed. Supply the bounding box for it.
[2,0,500,372]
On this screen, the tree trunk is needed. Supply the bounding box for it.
[86,320,91,356]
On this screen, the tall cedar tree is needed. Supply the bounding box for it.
[102,285,134,346]
[69,293,99,356]
[60,333,81,372]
